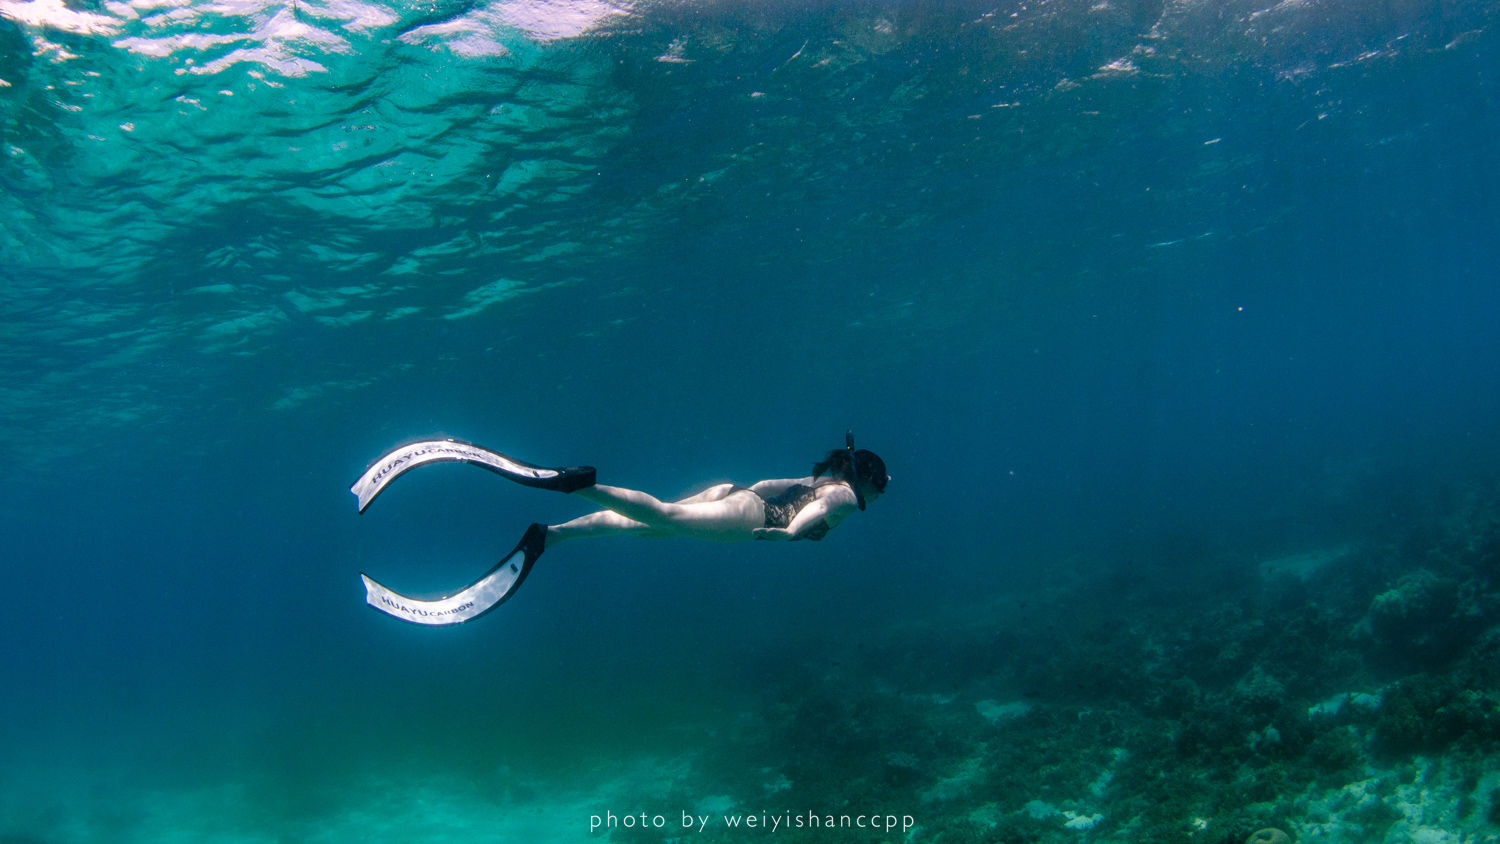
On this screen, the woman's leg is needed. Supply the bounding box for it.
[570,484,681,526]
[544,509,665,548]
[550,483,763,544]
[673,483,739,504]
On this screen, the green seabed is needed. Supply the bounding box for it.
[5,480,1499,844]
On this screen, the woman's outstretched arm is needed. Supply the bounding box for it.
[748,477,816,497]
[753,484,857,540]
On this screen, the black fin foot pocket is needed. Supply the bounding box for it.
[514,465,595,493]
[554,466,595,493]
[520,522,549,558]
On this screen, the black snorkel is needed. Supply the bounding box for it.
[844,430,867,511]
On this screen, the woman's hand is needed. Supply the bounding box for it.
[753,527,793,541]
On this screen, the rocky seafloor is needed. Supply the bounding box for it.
[604,476,1500,844]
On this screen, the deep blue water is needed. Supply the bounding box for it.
[3,0,1499,841]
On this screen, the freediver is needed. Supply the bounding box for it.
[350,433,889,624]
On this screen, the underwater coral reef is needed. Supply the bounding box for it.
[607,477,1500,844]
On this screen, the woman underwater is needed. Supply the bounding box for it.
[351,433,889,625]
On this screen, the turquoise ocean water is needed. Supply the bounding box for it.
[3,0,1499,841]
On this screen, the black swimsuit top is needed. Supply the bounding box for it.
[755,482,837,541]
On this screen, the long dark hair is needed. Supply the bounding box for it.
[812,446,889,493]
